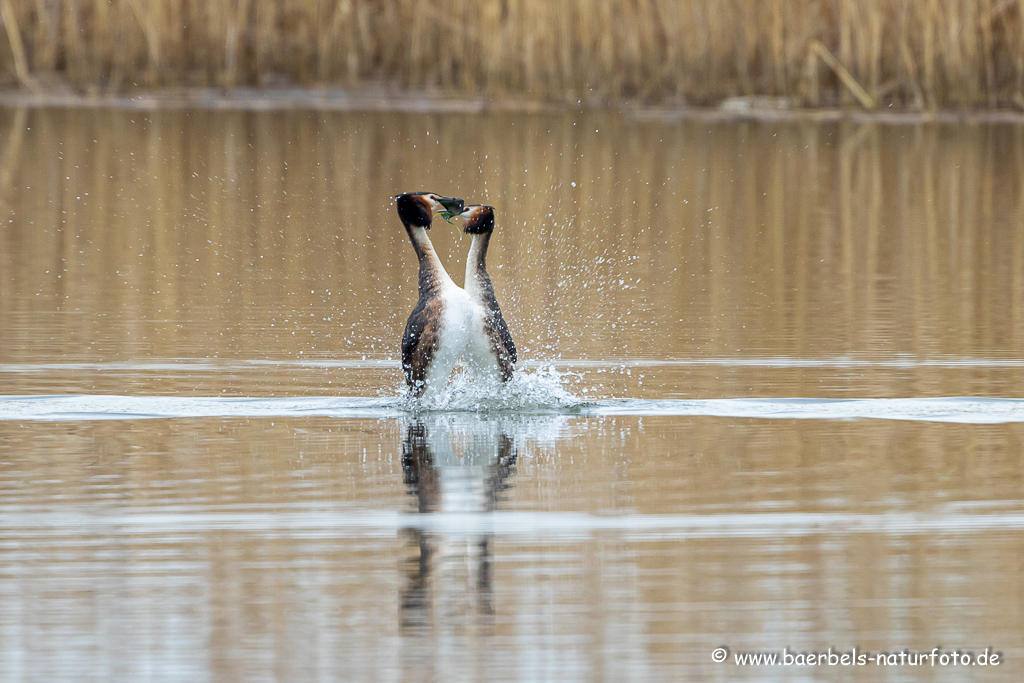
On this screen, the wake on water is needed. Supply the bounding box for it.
[2,364,1024,423]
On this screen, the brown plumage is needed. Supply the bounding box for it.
[401,295,444,392]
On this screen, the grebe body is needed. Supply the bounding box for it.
[423,281,475,389]
[396,192,468,397]
[457,205,517,382]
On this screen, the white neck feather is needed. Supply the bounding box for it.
[410,225,457,288]
[465,234,488,292]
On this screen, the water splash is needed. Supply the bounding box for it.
[401,365,585,413]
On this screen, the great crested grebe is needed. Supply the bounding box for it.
[395,191,471,397]
[451,204,517,382]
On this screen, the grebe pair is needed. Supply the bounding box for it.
[395,192,516,398]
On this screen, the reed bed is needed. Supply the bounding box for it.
[0,0,1023,109]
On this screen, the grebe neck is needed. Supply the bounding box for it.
[404,223,456,295]
[465,232,492,291]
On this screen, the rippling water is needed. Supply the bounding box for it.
[2,106,1024,681]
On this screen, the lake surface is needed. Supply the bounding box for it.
[1,106,1023,681]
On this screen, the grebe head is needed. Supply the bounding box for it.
[395,192,464,228]
[454,205,496,235]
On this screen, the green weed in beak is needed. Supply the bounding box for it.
[436,196,464,222]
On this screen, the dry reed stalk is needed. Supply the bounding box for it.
[126,0,161,85]
[0,105,27,208]
[810,40,875,109]
[30,0,58,72]
[0,0,36,90]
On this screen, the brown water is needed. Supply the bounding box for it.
[1,107,1024,681]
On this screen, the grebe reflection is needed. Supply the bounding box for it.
[398,416,518,640]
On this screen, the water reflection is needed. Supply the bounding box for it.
[1,415,1024,680]
[2,108,1024,398]
[2,105,1024,680]
[399,416,519,668]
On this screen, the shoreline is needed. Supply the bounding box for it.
[2,87,1024,125]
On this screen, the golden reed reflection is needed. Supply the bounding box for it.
[1,108,1023,398]
[398,416,518,674]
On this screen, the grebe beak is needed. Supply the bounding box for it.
[435,196,464,223]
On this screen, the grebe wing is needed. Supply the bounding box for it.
[485,304,517,381]
[402,295,444,395]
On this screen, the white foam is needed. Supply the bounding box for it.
[0,506,1021,539]
[2,393,1024,423]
